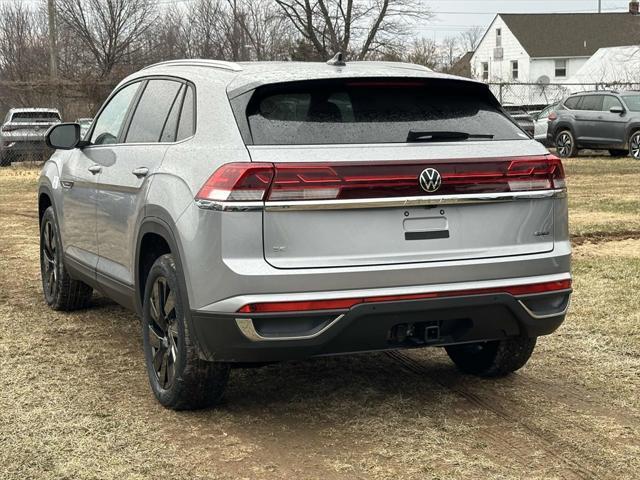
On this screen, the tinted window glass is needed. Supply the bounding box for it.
[622,94,640,111]
[11,111,60,122]
[159,85,185,143]
[603,96,622,111]
[564,97,580,109]
[126,80,182,143]
[176,85,195,141]
[580,95,603,111]
[245,79,525,145]
[91,82,140,145]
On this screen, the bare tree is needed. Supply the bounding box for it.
[459,26,483,53]
[56,0,158,78]
[274,0,431,60]
[0,2,49,82]
[405,37,439,70]
[439,36,460,73]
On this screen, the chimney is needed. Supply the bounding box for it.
[631,1,639,15]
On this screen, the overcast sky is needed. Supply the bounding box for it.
[422,0,634,40]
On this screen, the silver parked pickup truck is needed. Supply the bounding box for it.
[1,108,61,166]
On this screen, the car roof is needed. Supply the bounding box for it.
[9,107,60,113]
[137,59,483,97]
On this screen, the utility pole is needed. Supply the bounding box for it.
[47,0,58,79]
[598,0,602,13]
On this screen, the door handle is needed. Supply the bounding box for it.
[60,180,74,189]
[132,167,149,178]
[88,165,102,175]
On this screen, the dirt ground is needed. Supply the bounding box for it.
[1,156,639,480]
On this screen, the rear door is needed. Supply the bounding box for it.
[95,78,192,287]
[573,94,604,144]
[237,78,559,269]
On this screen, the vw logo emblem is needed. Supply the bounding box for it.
[419,168,442,193]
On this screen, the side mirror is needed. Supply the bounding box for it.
[610,106,625,115]
[46,123,81,150]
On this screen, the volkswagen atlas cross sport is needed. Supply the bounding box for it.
[39,59,572,410]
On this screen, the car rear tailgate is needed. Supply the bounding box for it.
[248,141,558,269]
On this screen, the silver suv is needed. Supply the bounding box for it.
[39,60,572,410]
[1,108,61,166]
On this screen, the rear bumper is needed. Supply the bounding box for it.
[0,139,48,153]
[191,288,571,363]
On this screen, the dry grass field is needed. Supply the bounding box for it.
[1,156,639,480]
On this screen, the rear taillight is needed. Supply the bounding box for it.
[548,111,558,121]
[196,155,565,203]
[237,279,572,313]
[196,163,274,201]
[1,125,16,132]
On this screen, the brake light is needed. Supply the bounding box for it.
[196,163,274,201]
[1,125,16,132]
[237,279,572,313]
[197,155,565,203]
[548,111,558,121]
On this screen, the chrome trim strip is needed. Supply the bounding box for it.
[265,189,566,211]
[195,189,566,212]
[195,199,264,212]
[518,296,571,320]
[235,314,345,342]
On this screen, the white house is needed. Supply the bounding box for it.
[470,5,640,87]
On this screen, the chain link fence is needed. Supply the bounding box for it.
[488,82,640,110]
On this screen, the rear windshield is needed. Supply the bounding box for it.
[11,111,60,122]
[622,94,640,112]
[244,79,525,145]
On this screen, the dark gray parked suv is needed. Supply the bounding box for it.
[548,91,640,158]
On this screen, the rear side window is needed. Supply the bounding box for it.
[176,85,195,141]
[579,95,603,111]
[243,79,525,145]
[126,79,183,143]
[564,97,581,110]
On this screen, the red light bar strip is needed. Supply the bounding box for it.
[237,279,572,313]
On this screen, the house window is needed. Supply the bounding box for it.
[496,28,502,47]
[511,60,519,80]
[482,62,489,81]
[555,59,567,78]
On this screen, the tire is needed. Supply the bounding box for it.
[40,206,93,310]
[555,130,577,158]
[609,149,628,157]
[629,131,640,160]
[445,336,537,378]
[142,254,229,410]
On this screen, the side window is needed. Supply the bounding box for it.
[176,85,195,141]
[580,95,603,111]
[603,96,622,111]
[159,85,185,143]
[90,82,140,145]
[564,97,580,110]
[126,80,183,143]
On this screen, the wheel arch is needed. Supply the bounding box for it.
[135,209,189,316]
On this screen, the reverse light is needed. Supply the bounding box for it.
[237,279,573,313]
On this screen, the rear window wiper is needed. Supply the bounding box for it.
[407,130,495,143]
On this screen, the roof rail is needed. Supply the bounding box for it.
[142,59,243,72]
[571,89,619,95]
